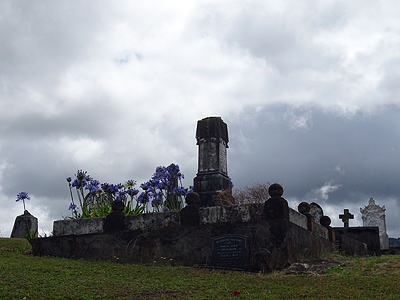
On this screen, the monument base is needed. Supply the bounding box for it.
[193,173,232,207]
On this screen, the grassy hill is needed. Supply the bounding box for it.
[1,238,400,299]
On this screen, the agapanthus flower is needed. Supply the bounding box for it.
[16,192,30,202]
[116,191,127,201]
[69,203,77,211]
[86,179,100,193]
[172,186,187,196]
[76,170,87,181]
[151,198,162,207]
[125,179,136,188]
[126,188,139,197]
[16,191,30,211]
[137,192,149,204]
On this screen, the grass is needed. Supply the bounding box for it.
[1,238,400,299]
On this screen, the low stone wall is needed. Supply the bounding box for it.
[53,204,313,236]
[33,219,335,273]
[334,227,379,255]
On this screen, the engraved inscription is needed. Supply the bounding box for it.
[212,235,248,264]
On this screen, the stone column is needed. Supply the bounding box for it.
[193,117,232,207]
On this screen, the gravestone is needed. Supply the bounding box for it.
[339,209,354,228]
[212,234,248,266]
[193,117,232,206]
[11,210,38,238]
[309,202,323,225]
[360,198,389,250]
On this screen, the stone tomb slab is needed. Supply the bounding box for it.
[212,234,248,266]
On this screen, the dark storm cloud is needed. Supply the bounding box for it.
[227,104,400,234]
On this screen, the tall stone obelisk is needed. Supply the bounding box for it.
[193,117,232,206]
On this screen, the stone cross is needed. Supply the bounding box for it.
[339,209,354,227]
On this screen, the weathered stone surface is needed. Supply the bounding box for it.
[11,211,38,238]
[334,227,379,255]
[288,209,307,229]
[309,202,324,225]
[180,205,200,226]
[264,197,289,220]
[285,259,344,275]
[193,117,232,206]
[32,219,335,273]
[53,203,309,236]
[360,197,389,250]
[53,217,105,236]
[103,200,127,233]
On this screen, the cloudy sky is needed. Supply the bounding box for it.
[1,0,400,237]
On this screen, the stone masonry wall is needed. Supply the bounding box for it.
[53,204,328,238]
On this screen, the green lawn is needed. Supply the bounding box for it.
[1,238,399,299]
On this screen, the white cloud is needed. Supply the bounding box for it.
[306,181,342,202]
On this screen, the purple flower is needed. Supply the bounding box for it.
[116,191,127,201]
[16,191,30,211]
[66,177,72,183]
[125,179,136,188]
[16,192,30,202]
[69,203,77,210]
[127,188,139,197]
[76,170,87,181]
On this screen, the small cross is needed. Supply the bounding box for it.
[339,209,354,227]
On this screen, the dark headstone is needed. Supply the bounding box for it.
[180,192,201,226]
[212,234,248,264]
[11,210,38,238]
[193,117,232,206]
[264,183,289,220]
[103,200,127,233]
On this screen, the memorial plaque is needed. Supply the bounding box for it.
[212,235,248,264]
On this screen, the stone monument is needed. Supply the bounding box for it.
[11,210,38,239]
[360,197,389,250]
[193,117,232,206]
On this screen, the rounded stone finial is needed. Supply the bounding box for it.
[298,202,310,215]
[112,200,125,212]
[268,183,284,197]
[185,192,200,205]
[320,216,331,227]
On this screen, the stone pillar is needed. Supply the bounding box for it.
[298,202,315,232]
[360,197,389,250]
[193,117,232,207]
[264,183,289,220]
[11,210,38,238]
